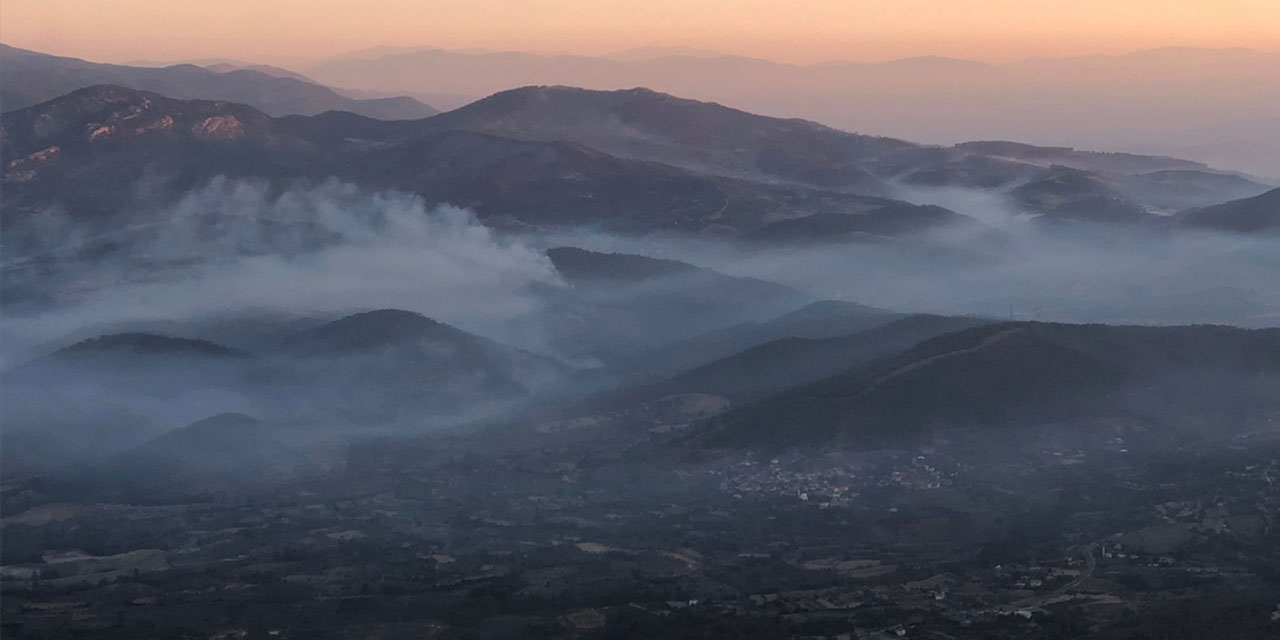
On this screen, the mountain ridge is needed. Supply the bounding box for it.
[0,43,437,120]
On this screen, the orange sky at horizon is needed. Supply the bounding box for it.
[4,0,1279,66]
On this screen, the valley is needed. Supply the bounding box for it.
[2,34,1279,640]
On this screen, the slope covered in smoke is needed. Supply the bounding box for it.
[269,309,571,423]
[1117,169,1273,211]
[955,142,1273,209]
[0,44,436,119]
[745,204,980,244]
[0,310,576,472]
[540,247,812,366]
[115,413,307,480]
[1009,166,1152,225]
[0,332,255,473]
[685,322,1280,451]
[3,332,250,395]
[547,246,796,295]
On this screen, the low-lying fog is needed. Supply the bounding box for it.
[3,177,1278,368]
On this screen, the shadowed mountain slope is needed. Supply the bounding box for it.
[644,314,988,404]
[684,322,1280,451]
[1178,188,1280,234]
[619,300,903,379]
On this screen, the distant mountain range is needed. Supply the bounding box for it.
[300,45,1280,178]
[0,44,437,120]
[296,85,1274,219]
[9,43,1277,177]
[0,85,957,258]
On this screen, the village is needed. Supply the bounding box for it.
[3,425,1279,639]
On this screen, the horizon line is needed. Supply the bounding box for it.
[6,39,1278,72]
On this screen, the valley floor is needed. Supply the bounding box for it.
[3,425,1280,639]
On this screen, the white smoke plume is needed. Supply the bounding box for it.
[1,178,563,366]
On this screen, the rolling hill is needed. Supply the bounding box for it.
[267,309,570,422]
[684,322,1280,451]
[0,332,255,472]
[641,314,987,405]
[0,310,577,472]
[1178,188,1280,234]
[3,332,249,392]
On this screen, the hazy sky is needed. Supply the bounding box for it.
[5,0,1279,65]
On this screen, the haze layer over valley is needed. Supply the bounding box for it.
[2,31,1279,640]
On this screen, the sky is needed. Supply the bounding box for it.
[4,0,1279,65]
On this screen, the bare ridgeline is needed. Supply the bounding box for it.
[2,44,1280,640]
